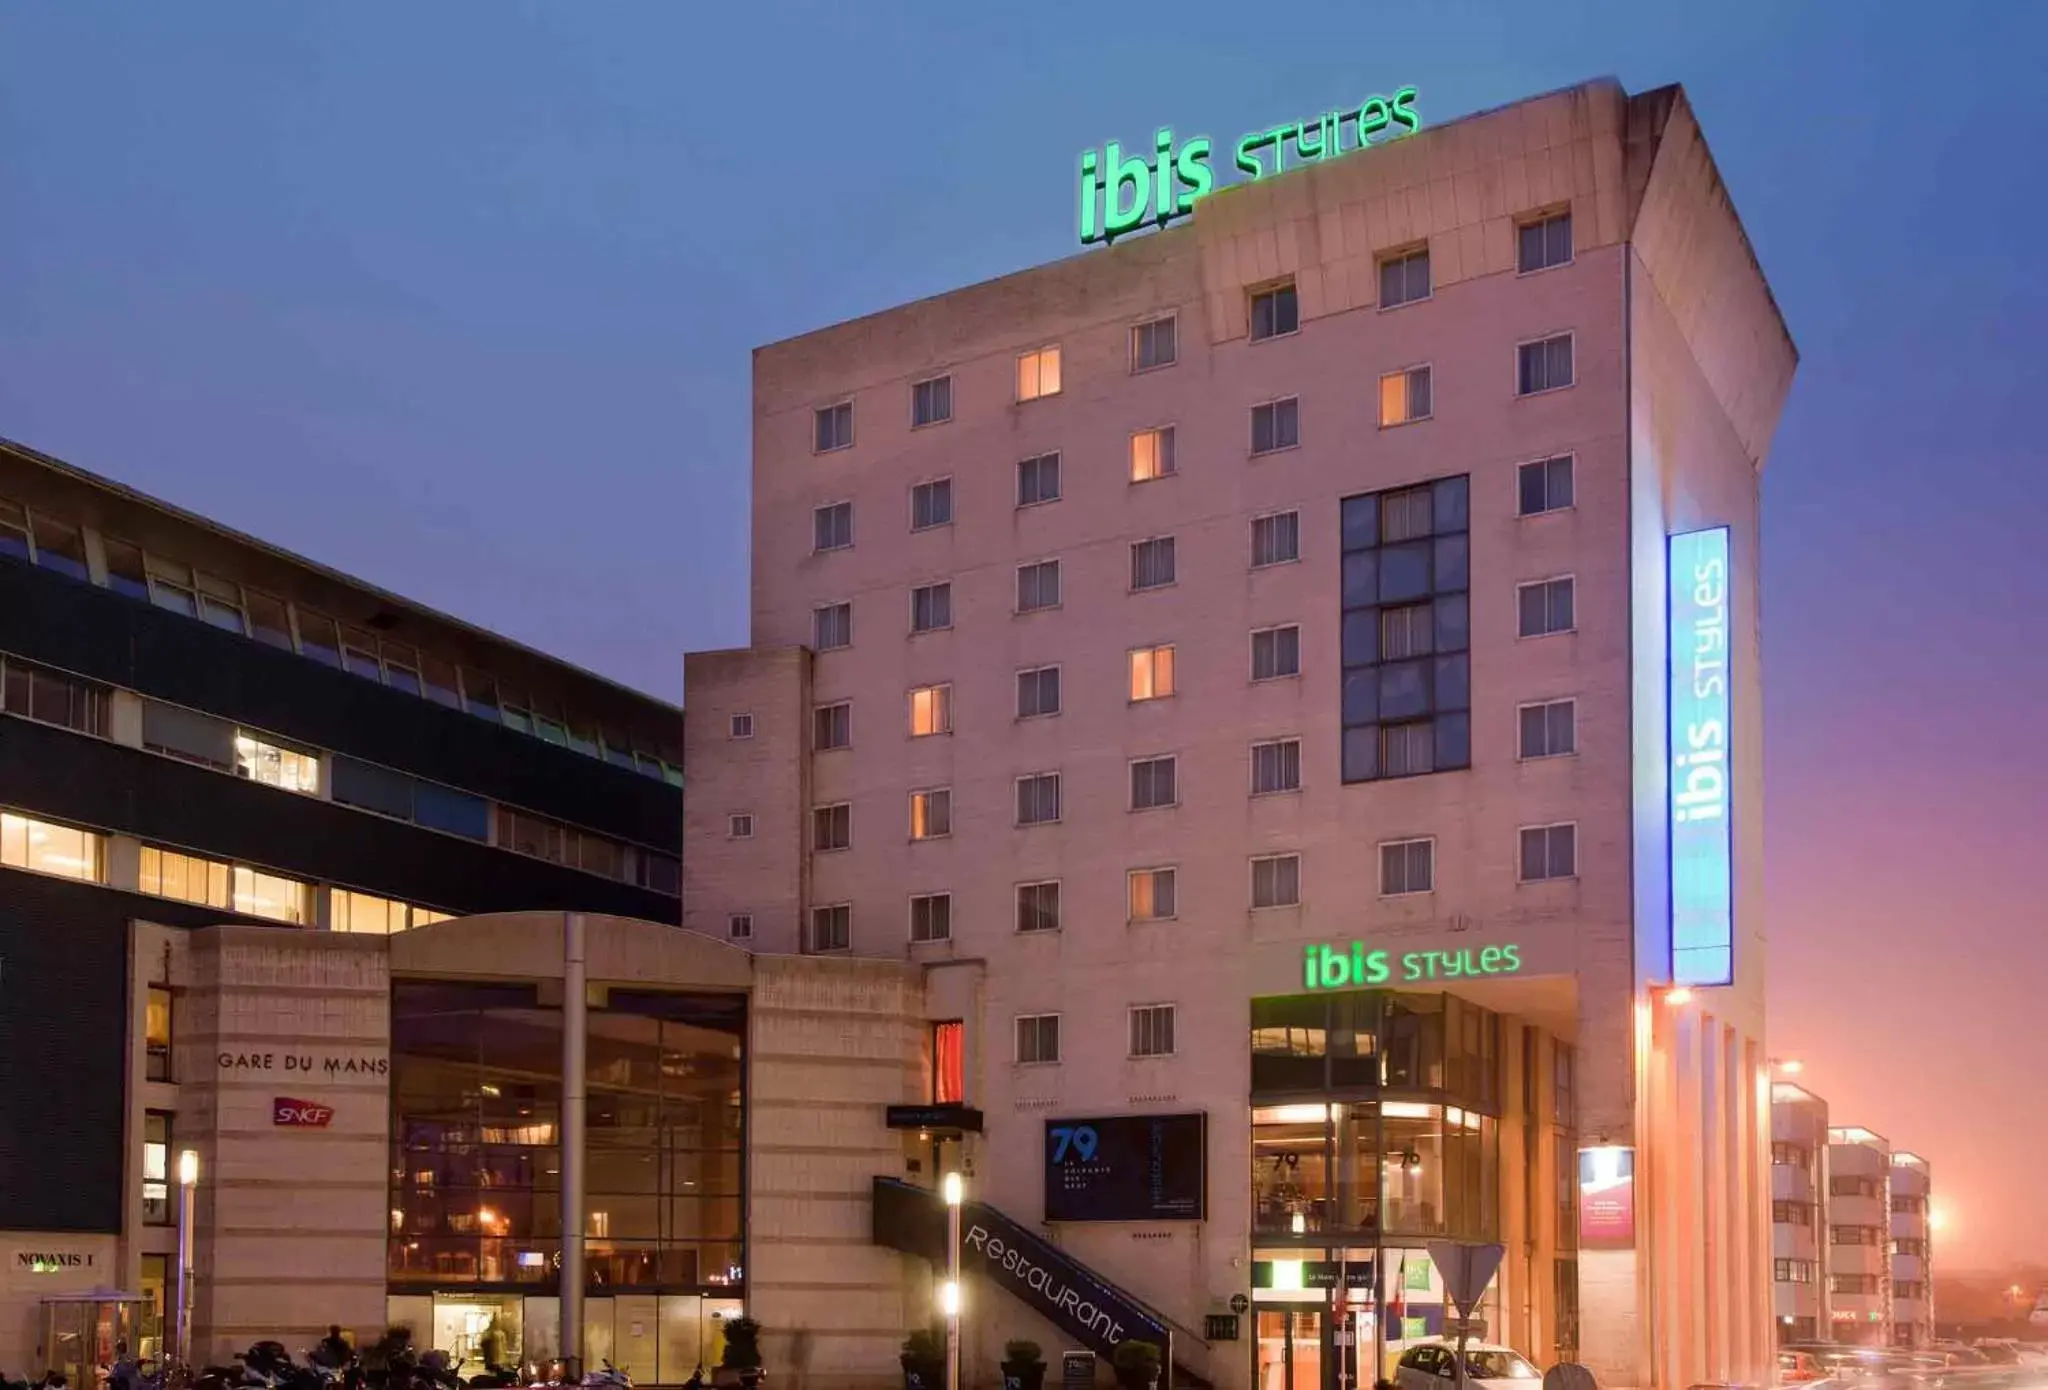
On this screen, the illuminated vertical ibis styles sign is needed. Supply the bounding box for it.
[1668,527,1734,987]
[1076,87,1421,246]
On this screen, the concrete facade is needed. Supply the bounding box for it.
[1888,1153,1932,1348]
[1770,1083,1830,1342]
[1825,1129,1893,1345]
[686,78,1795,1389]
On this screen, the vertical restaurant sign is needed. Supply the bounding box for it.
[1578,1145,1635,1249]
[1667,526,1733,987]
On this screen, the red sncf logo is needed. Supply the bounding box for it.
[272,1097,334,1128]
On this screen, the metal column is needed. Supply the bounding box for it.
[560,912,588,1378]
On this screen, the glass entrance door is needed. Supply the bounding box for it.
[1255,1309,1324,1390]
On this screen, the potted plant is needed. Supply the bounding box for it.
[1111,1339,1164,1390]
[1002,1339,1048,1390]
[900,1327,946,1390]
[719,1315,764,1388]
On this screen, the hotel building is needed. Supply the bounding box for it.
[1888,1153,1933,1348]
[1823,1129,1893,1346]
[1770,1082,1829,1341]
[683,77,1795,1389]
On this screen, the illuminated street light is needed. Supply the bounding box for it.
[1663,987,1694,1006]
[175,1150,199,1368]
[941,1172,964,1390]
[1929,1207,1949,1232]
[1772,1058,1803,1075]
[939,1279,961,1316]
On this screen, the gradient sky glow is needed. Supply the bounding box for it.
[4,0,2045,1267]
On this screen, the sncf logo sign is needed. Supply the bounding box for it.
[273,1097,334,1128]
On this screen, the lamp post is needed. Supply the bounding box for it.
[174,1149,199,1367]
[942,1172,964,1390]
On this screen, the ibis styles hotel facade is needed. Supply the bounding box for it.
[685,78,1795,1390]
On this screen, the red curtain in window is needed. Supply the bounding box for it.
[931,1021,965,1104]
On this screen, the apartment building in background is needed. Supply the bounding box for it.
[1770,1081,1830,1341]
[684,78,1796,1390]
[1890,1152,1934,1347]
[1826,1128,1895,1345]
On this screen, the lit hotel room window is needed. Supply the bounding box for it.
[0,811,103,882]
[140,847,232,909]
[930,1021,965,1104]
[332,889,451,936]
[234,733,321,795]
[233,865,311,925]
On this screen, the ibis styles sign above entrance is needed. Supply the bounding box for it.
[1303,941,1524,991]
[1077,86,1422,246]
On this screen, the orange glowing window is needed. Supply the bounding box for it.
[931,1021,965,1104]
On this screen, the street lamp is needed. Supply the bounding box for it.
[174,1150,199,1367]
[1662,987,1694,1006]
[1771,1058,1804,1075]
[941,1172,964,1390]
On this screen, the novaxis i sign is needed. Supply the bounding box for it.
[1668,526,1734,987]
[1077,86,1422,245]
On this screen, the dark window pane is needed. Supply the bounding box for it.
[1342,670,1379,724]
[1520,462,1549,516]
[1342,550,1378,607]
[332,757,416,820]
[416,783,490,841]
[1379,542,1431,602]
[1436,712,1472,769]
[1379,661,1429,720]
[1433,475,1469,533]
[1434,534,1469,591]
[1342,610,1380,668]
[142,701,234,769]
[1343,725,1380,782]
[1341,495,1378,551]
[1434,593,1469,652]
[1435,654,1470,712]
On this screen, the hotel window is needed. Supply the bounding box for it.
[913,581,950,634]
[911,375,953,428]
[909,892,952,943]
[1518,577,1575,637]
[1016,559,1061,613]
[332,889,447,936]
[497,806,565,861]
[1340,477,1471,781]
[233,865,311,924]
[1251,398,1300,455]
[1252,511,1300,568]
[814,602,852,651]
[340,626,384,681]
[1379,247,1432,308]
[234,733,321,795]
[1831,1225,1883,1247]
[1380,837,1435,896]
[910,477,953,530]
[100,538,149,600]
[814,401,854,453]
[1250,282,1298,341]
[1017,881,1061,933]
[909,683,953,736]
[910,787,952,840]
[1379,365,1433,425]
[1128,867,1177,921]
[1520,823,1577,881]
[1519,210,1573,273]
[1519,455,1575,515]
[1251,853,1301,908]
[420,653,463,709]
[1131,536,1176,591]
[1251,738,1302,795]
[1129,755,1177,811]
[382,642,424,697]
[195,573,245,633]
[1015,772,1061,826]
[729,713,754,739]
[1129,644,1175,701]
[30,515,89,582]
[1831,1274,1881,1296]
[139,846,231,908]
[1830,1175,1881,1198]
[1015,1013,1062,1064]
[145,557,198,617]
[143,1113,173,1226]
[1131,315,1177,371]
[244,590,295,652]
[813,501,853,553]
[332,756,415,820]
[1251,625,1301,681]
[1519,699,1576,759]
[1130,426,1176,482]
[0,498,29,560]
[1773,1200,1813,1226]
[727,814,754,840]
[1016,665,1061,719]
[809,903,852,953]
[728,913,753,941]
[1129,1004,1176,1058]
[1775,1259,1815,1285]
[1772,1142,1810,1168]
[296,608,343,668]
[814,701,851,751]
[145,986,173,1082]
[1016,345,1062,401]
[812,803,851,853]
[931,1020,966,1103]
[1518,333,1575,395]
[1,656,109,736]
[1017,451,1062,506]
[0,811,103,882]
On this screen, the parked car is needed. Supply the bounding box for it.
[1778,1349,1824,1383]
[1393,1342,1541,1390]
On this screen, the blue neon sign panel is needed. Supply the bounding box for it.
[1668,526,1733,987]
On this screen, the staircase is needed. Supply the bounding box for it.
[871,1176,1214,1389]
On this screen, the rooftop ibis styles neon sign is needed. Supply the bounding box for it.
[1303,941,1524,991]
[1077,86,1422,246]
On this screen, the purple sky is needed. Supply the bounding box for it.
[3,2,2044,1267]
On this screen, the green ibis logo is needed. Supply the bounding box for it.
[1303,940,1524,990]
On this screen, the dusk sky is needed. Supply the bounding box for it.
[3,2,2044,1267]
